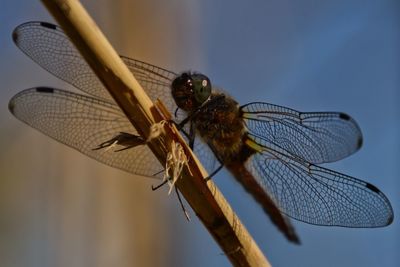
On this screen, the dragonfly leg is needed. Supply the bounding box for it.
[204,163,224,181]
[179,127,191,140]
[151,179,169,191]
[176,94,226,131]
[151,178,191,220]
[175,186,190,221]
[188,121,196,149]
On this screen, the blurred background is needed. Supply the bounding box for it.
[0,0,399,266]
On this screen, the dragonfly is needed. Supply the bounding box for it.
[9,21,393,244]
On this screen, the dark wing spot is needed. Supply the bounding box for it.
[8,101,15,114]
[357,136,363,149]
[40,22,57,30]
[339,112,350,121]
[387,212,394,225]
[365,182,380,193]
[365,183,393,226]
[36,87,55,93]
[11,30,18,42]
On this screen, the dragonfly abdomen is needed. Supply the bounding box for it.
[226,154,300,243]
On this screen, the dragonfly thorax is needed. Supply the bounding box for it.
[193,93,249,163]
[171,72,211,112]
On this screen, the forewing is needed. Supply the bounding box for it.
[121,56,179,114]
[9,87,163,178]
[241,102,363,164]
[13,22,112,102]
[12,21,179,114]
[245,146,393,227]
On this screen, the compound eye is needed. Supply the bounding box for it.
[171,72,197,111]
[192,74,212,104]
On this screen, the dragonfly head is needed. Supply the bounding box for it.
[171,72,212,112]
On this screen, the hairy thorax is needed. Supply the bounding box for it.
[193,93,247,163]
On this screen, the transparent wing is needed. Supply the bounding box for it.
[241,102,363,164]
[12,21,179,113]
[245,146,393,227]
[121,56,179,114]
[12,21,218,175]
[13,22,113,102]
[192,137,218,173]
[9,87,163,178]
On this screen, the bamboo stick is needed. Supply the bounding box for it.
[40,1,271,266]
